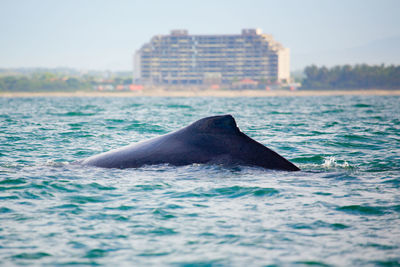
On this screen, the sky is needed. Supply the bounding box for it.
[1,0,399,71]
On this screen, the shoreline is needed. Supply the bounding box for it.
[1,89,400,98]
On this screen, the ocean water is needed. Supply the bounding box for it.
[0,95,399,266]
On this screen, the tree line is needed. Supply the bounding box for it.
[0,73,90,92]
[1,64,400,91]
[0,72,133,92]
[302,64,400,89]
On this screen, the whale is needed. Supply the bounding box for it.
[80,115,300,171]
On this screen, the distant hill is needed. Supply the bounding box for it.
[293,35,400,69]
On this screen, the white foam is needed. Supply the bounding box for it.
[322,156,350,169]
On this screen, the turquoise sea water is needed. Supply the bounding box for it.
[0,95,399,266]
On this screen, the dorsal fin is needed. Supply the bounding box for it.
[189,114,241,134]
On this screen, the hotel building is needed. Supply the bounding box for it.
[133,29,290,86]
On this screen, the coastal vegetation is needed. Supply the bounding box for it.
[0,69,132,92]
[1,64,400,92]
[0,74,90,92]
[302,64,400,89]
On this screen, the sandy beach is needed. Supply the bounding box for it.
[1,89,400,98]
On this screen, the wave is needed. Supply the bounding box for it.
[169,185,279,199]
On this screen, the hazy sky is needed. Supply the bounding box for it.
[1,0,399,71]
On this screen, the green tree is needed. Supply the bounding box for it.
[302,64,400,90]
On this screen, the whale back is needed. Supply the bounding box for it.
[81,114,300,171]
